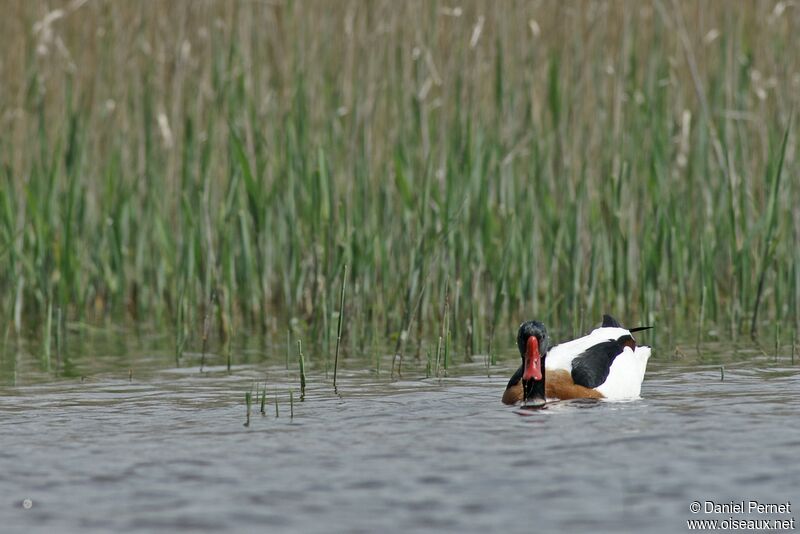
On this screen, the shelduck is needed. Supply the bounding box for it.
[502,315,652,406]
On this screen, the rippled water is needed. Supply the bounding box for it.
[2,339,799,533]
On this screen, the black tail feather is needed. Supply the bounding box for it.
[603,313,652,333]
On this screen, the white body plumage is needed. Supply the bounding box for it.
[545,326,652,400]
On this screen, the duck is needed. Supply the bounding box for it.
[502,314,652,406]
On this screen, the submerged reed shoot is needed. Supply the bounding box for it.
[244,392,252,427]
[260,385,266,416]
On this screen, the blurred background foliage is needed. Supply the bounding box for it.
[0,1,798,360]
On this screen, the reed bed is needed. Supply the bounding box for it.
[0,1,798,365]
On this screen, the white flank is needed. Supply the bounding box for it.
[595,345,652,399]
[545,327,631,372]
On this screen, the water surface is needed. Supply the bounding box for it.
[2,341,798,533]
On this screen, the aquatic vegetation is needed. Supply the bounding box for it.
[244,391,252,427]
[333,265,347,390]
[297,340,306,398]
[0,2,797,366]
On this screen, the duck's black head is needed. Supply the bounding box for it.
[517,321,549,406]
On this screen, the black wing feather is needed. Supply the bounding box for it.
[571,340,626,388]
[602,314,622,328]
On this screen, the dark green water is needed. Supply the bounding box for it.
[1,335,798,533]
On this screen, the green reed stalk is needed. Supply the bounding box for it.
[200,299,212,373]
[55,306,62,365]
[226,330,232,374]
[333,265,347,391]
[42,300,52,371]
[434,335,442,379]
[751,118,792,339]
[297,339,306,399]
